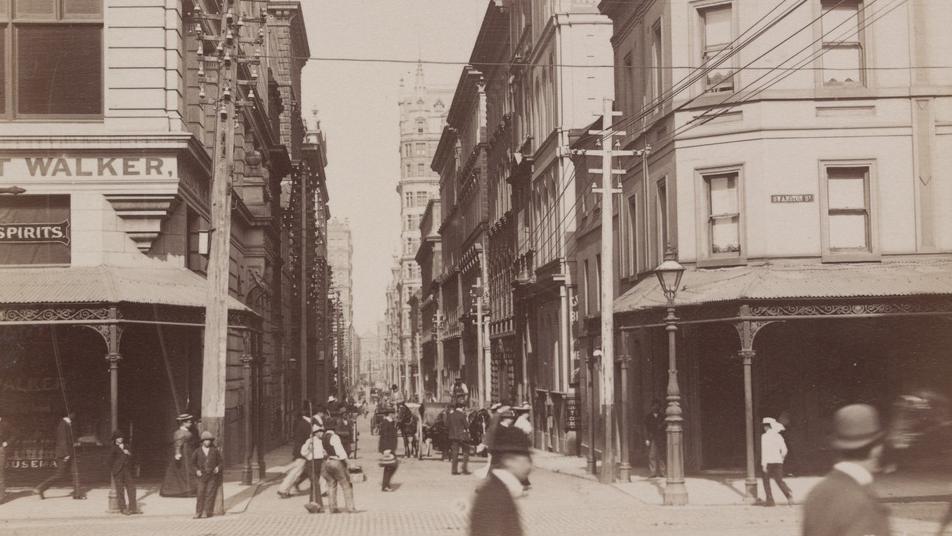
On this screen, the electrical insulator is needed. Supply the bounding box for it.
[225,9,235,26]
[247,88,256,101]
[197,44,204,58]
[197,62,205,79]
[225,30,235,45]
[216,42,224,55]
[236,14,245,28]
[219,105,228,120]
[254,46,262,60]
[222,85,232,101]
[193,6,202,16]
[250,66,259,80]
[198,84,206,101]
[223,51,232,66]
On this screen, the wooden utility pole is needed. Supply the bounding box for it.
[575,98,635,484]
[196,1,266,513]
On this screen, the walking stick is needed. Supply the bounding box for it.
[304,438,321,513]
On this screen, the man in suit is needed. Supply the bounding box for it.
[107,430,140,515]
[35,411,84,500]
[191,430,223,519]
[447,404,471,475]
[644,400,667,478]
[469,425,532,536]
[378,407,398,492]
[803,404,890,536]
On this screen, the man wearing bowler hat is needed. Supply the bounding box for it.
[191,430,223,519]
[803,404,890,536]
[469,425,532,536]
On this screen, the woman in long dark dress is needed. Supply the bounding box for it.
[159,414,198,497]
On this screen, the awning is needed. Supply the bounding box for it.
[0,264,252,313]
[614,260,952,314]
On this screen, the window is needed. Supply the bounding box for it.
[582,259,590,316]
[415,142,426,156]
[594,254,602,311]
[622,53,633,115]
[649,20,663,109]
[417,163,425,176]
[406,163,412,177]
[703,170,742,258]
[1,0,104,118]
[820,0,864,87]
[416,118,426,133]
[415,191,429,206]
[821,164,877,259]
[404,191,413,207]
[626,194,640,275]
[700,3,733,92]
[655,179,669,260]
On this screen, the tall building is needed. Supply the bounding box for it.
[386,63,453,397]
[569,0,952,497]
[0,0,323,483]
[328,218,355,390]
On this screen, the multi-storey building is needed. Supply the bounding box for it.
[503,0,613,453]
[0,0,327,484]
[386,63,452,396]
[570,0,952,497]
[416,198,443,399]
[327,218,355,391]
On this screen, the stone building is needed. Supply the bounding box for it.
[0,0,329,485]
[570,0,952,497]
[327,218,355,391]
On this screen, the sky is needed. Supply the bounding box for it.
[300,1,487,334]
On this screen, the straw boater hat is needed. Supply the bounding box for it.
[830,404,884,451]
[200,431,215,441]
[176,413,194,422]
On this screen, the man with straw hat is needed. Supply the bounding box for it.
[802,404,890,536]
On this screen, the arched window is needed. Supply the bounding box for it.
[416,118,426,133]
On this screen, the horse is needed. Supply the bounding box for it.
[396,403,420,458]
[467,408,492,457]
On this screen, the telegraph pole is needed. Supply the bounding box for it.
[573,98,637,484]
[196,1,265,513]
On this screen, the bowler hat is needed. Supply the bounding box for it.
[176,413,194,422]
[111,430,125,441]
[200,430,215,441]
[489,425,531,455]
[830,404,884,451]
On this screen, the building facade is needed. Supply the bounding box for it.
[385,63,452,398]
[327,218,355,392]
[570,0,952,495]
[0,0,330,485]
[416,198,443,399]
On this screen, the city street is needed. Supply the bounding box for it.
[1,414,947,536]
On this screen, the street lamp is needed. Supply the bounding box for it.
[654,244,688,506]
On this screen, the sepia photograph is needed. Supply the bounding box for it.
[0,0,951,535]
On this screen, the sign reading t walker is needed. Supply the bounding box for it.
[0,195,71,264]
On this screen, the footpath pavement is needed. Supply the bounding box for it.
[0,414,948,535]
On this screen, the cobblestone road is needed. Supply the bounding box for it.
[1,414,946,535]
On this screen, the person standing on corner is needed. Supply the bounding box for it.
[34,411,84,500]
[802,404,890,536]
[191,431,223,519]
[760,417,793,506]
[160,413,197,497]
[644,400,666,478]
[107,430,140,515]
[321,418,356,513]
[378,406,399,492]
[469,425,532,536]
[447,404,471,476]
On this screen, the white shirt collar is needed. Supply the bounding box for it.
[63,417,71,424]
[492,469,525,499]
[834,461,874,486]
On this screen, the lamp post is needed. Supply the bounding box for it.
[654,245,688,506]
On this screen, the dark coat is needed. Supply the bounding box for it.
[447,410,469,443]
[469,472,522,536]
[292,417,312,459]
[802,469,890,536]
[378,419,398,453]
[54,419,75,459]
[191,445,223,480]
[107,444,134,476]
[0,419,13,446]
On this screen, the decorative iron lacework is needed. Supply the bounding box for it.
[0,307,112,323]
[748,300,952,318]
